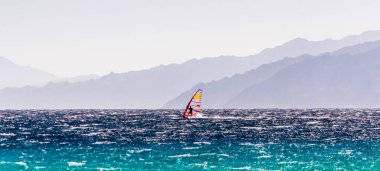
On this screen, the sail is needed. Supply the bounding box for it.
[183,89,203,118]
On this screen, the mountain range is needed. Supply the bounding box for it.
[229,45,380,108]
[0,57,101,89]
[165,40,380,108]
[0,57,57,89]
[2,31,380,109]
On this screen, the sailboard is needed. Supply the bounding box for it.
[183,89,203,118]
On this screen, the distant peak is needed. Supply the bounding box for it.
[359,30,380,35]
[340,30,380,41]
[288,38,309,43]
[0,57,16,66]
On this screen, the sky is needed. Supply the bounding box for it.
[1,0,380,77]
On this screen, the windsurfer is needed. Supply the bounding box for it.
[189,106,193,116]
[183,89,203,118]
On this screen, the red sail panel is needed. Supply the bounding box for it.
[183,89,203,118]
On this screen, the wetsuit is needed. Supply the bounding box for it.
[189,106,193,116]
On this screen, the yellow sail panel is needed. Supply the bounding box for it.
[193,94,202,99]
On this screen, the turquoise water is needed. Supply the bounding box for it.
[1,109,380,170]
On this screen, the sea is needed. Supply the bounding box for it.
[1,109,380,170]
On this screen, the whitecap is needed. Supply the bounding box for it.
[97,167,121,171]
[15,161,28,169]
[210,116,242,120]
[193,113,205,118]
[306,121,320,125]
[218,153,230,157]
[200,153,217,156]
[231,166,251,170]
[168,154,199,158]
[83,132,102,136]
[182,147,199,150]
[240,142,255,146]
[93,141,116,145]
[273,125,292,128]
[68,161,86,166]
[194,141,211,145]
[128,149,152,153]
[0,133,16,136]
[257,155,271,158]
[195,162,208,168]
[0,161,28,169]
[338,150,353,155]
[34,166,46,169]
[241,127,265,130]
[136,149,152,153]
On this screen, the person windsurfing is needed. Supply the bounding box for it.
[183,106,193,119]
[183,89,203,118]
[189,106,193,116]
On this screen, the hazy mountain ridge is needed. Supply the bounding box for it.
[253,30,380,66]
[0,57,58,89]
[164,40,380,109]
[0,57,102,89]
[0,56,250,109]
[163,55,311,108]
[51,74,101,84]
[228,45,380,108]
[2,31,380,109]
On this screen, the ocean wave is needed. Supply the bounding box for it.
[68,161,86,166]
[0,161,28,169]
[0,133,16,136]
[230,166,252,170]
[168,154,199,158]
[97,167,121,171]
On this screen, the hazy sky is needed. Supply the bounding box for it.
[1,0,380,77]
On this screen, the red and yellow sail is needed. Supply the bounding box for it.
[183,89,203,118]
